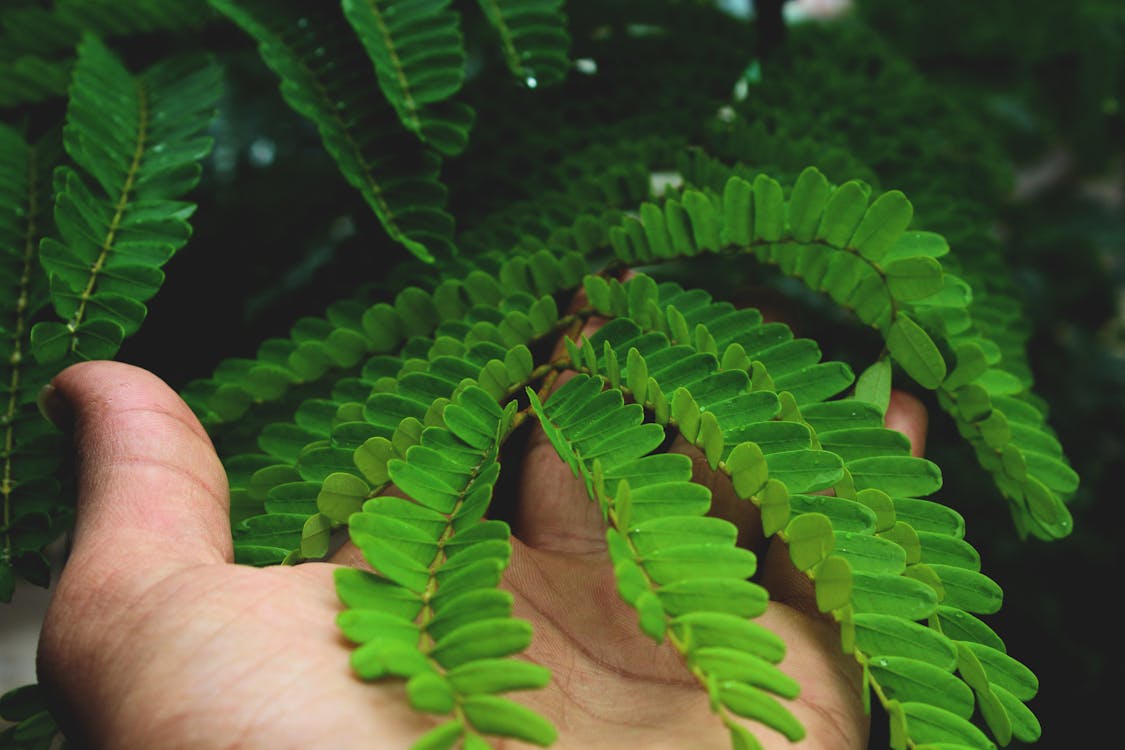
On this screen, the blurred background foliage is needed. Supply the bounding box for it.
[1,0,1122,746]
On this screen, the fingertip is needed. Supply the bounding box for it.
[885,389,928,457]
[53,360,232,568]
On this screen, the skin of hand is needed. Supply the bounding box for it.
[36,350,926,749]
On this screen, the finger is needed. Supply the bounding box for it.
[885,389,928,457]
[47,360,232,570]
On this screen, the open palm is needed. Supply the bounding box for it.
[38,359,924,748]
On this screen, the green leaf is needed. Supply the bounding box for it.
[351,638,431,679]
[722,176,754,245]
[883,230,950,262]
[725,441,769,497]
[854,613,957,671]
[411,720,462,750]
[816,180,869,249]
[785,512,834,571]
[930,565,1003,615]
[849,456,942,497]
[916,532,980,571]
[692,648,799,698]
[787,166,832,243]
[959,642,1037,700]
[854,359,892,415]
[752,174,784,242]
[641,544,757,584]
[765,449,843,493]
[853,190,913,262]
[430,618,532,669]
[936,607,1006,653]
[884,256,944,302]
[337,608,420,646]
[335,567,423,619]
[870,656,975,718]
[628,516,736,554]
[316,472,370,524]
[893,498,965,538]
[656,578,769,618]
[832,531,907,574]
[851,571,939,619]
[407,672,456,714]
[814,554,853,612]
[627,481,711,523]
[758,479,791,536]
[992,684,1041,743]
[446,659,551,695]
[719,682,805,741]
[460,694,558,745]
[887,314,947,389]
[673,612,786,662]
[900,702,996,749]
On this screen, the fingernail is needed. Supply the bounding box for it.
[37,383,72,431]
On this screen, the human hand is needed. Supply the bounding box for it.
[37,348,926,749]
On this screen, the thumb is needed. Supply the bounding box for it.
[46,360,232,569]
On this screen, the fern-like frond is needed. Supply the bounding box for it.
[527,376,803,746]
[337,385,558,749]
[341,0,474,156]
[29,35,219,363]
[475,0,570,88]
[584,166,1077,541]
[228,299,562,564]
[210,0,457,263]
[0,125,67,603]
[184,249,585,429]
[568,272,1040,748]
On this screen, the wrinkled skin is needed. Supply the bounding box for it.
[38,343,926,749]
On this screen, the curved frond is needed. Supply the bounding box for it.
[337,385,557,748]
[342,0,474,156]
[528,376,802,745]
[0,125,67,602]
[568,271,1040,748]
[475,0,570,88]
[30,35,220,364]
[210,0,457,263]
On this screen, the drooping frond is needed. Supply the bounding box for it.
[527,377,804,746]
[585,168,1077,541]
[568,271,1040,748]
[0,125,67,603]
[210,0,458,263]
[337,385,558,749]
[475,0,570,88]
[341,0,474,156]
[182,249,585,429]
[214,258,575,562]
[30,35,220,363]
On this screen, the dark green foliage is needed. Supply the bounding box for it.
[2,1,1116,748]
